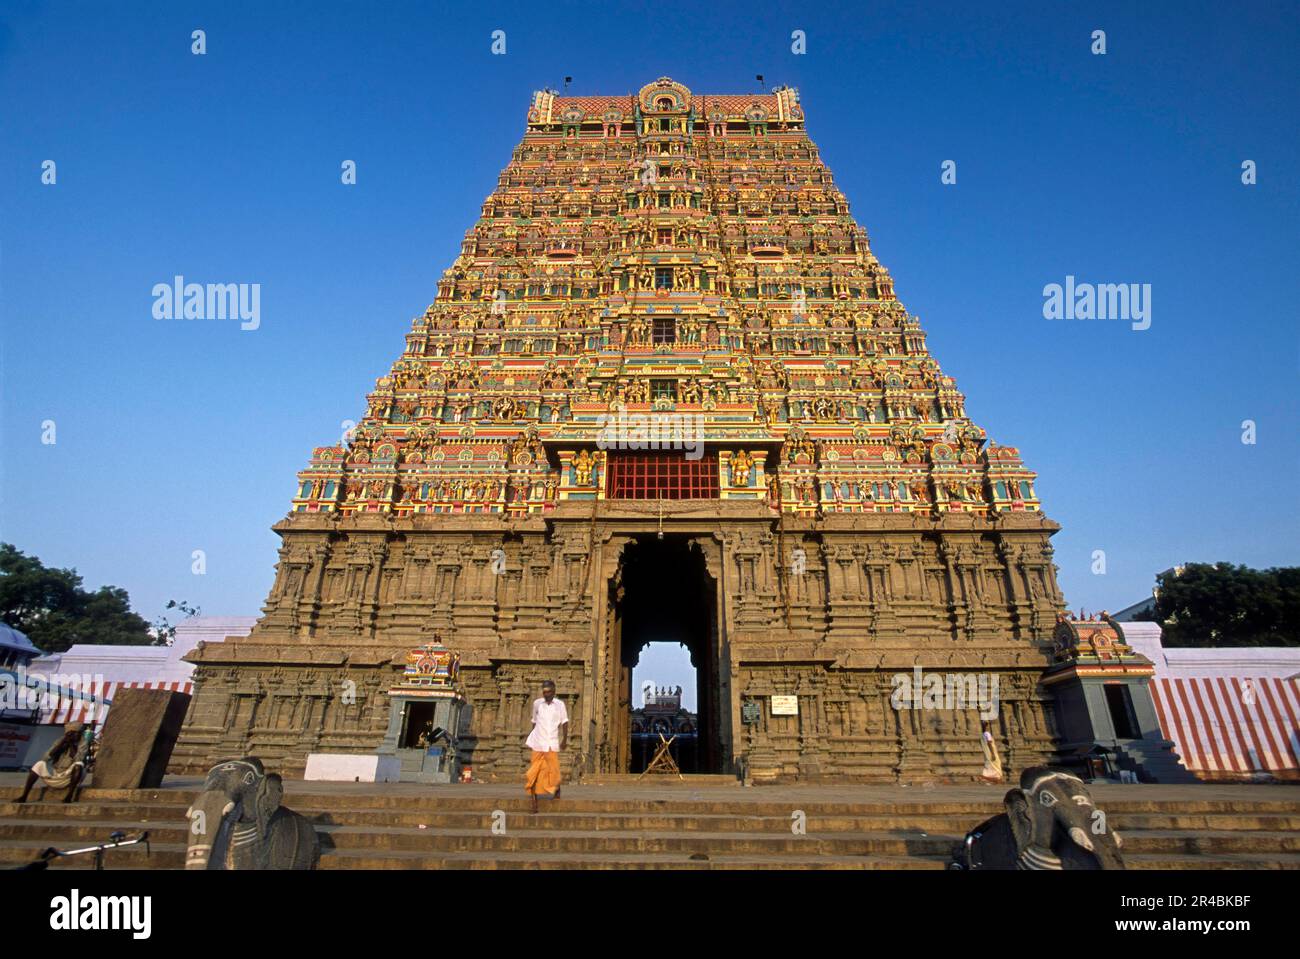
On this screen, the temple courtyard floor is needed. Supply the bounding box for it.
[2,772,1298,869]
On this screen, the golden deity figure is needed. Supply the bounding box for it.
[729,450,754,486]
[573,449,595,485]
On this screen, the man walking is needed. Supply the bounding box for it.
[524,679,568,814]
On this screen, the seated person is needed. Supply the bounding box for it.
[17,722,92,804]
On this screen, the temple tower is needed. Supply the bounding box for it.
[175,78,1067,782]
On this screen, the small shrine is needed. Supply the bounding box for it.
[378,637,466,783]
[1042,612,1194,783]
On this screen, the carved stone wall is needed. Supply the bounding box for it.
[174,505,1065,781]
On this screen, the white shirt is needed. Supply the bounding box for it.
[525,696,568,752]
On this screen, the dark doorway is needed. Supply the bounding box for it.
[1104,684,1139,739]
[402,702,436,748]
[609,536,721,773]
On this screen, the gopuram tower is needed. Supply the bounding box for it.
[174,78,1068,782]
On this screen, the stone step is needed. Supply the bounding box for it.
[1114,830,1300,855]
[4,838,1295,872]
[317,849,1300,871]
[0,820,948,852]
[5,816,1298,859]
[12,800,1298,834]
[316,849,944,870]
[309,826,1300,856]
[1123,853,1300,870]
[0,840,942,871]
[576,774,741,786]
[7,801,1299,835]
[0,793,1000,816]
[3,782,1297,871]
[7,788,1298,817]
[0,839,187,870]
[321,827,955,857]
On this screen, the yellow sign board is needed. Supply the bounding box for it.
[770,695,799,716]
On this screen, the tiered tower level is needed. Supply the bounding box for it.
[177,79,1068,782]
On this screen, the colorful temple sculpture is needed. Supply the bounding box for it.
[175,78,1070,782]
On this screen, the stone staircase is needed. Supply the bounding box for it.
[1111,740,1201,784]
[2,783,1298,870]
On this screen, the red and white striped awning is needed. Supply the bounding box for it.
[1150,676,1300,776]
[40,680,193,727]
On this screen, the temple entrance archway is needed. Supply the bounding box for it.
[604,536,725,774]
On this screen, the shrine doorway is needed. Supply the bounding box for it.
[401,702,436,748]
[607,536,723,774]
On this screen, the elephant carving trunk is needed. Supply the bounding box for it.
[951,765,1126,870]
[184,757,320,870]
[184,793,238,870]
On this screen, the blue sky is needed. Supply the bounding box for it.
[2,2,1297,702]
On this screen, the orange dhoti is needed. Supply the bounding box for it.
[525,749,561,796]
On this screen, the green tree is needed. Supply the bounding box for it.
[1135,563,1300,648]
[152,599,201,647]
[0,543,154,653]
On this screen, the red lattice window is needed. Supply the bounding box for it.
[606,452,719,499]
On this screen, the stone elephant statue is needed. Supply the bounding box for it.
[950,766,1125,870]
[185,757,320,870]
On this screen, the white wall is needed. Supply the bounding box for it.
[28,615,257,685]
[1121,621,1300,679]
